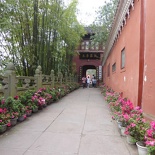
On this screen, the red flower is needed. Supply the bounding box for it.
[14,96,19,100]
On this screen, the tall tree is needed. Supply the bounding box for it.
[90,0,119,47]
[0,0,85,76]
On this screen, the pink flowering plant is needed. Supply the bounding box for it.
[0,97,19,119]
[145,121,155,154]
[44,93,53,105]
[109,100,122,114]
[0,108,10,127]
[117,98,134,115]
[102,85,120,103]
[125,106,149,142]
[0,98,11,128]
[112,98,134,126]
[105,92,120,104]
[10,112,19,119]
[103,85,153,147]
[5,96,26,117]
[119,113,130,127]
[19,90,38,111]
[31,88,46,109]
[46,88,57,101]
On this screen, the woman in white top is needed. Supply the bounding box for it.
[87,76,90,88]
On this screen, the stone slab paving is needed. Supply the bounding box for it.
[0,88,138,155]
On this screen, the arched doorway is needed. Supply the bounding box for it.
[79,65,100,86]
[82,65,97,78]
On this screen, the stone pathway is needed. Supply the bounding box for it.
[0,88,138,155]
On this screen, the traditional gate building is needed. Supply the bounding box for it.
[102,0,155,120]
[73,28,104,83]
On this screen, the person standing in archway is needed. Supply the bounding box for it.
[92,77,97,88]
[82,76,86,88]
[87,76,90,88]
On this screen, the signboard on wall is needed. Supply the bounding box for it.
[79,52,100,60]
[99,65,102,80]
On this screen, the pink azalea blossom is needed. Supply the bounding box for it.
[146,129,153,137]
[124,130,129,135]
[142,118,146,123]
[0,108,3,113]
[123,114,129,120]
[151,121,155,130]
[7,122,11,127]
[131,123,136,127]
[134,106,140,110]
[145,140,155,146]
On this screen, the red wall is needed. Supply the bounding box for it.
[103,1,141,106]
[103,0,155,119]
[142,0,155,119]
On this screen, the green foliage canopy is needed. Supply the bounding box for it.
[0,0,85,76]
[90,0,119,47]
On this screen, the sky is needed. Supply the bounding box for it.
[64,0,107,25]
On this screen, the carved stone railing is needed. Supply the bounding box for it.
[0,62,77,99]
[16,76,36,90]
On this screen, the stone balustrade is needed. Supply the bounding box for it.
[0,63,77,99]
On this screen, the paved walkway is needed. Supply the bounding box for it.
[0,88,138,155]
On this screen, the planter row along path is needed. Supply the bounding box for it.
[0,87,138,155]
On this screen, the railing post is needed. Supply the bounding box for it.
[4,62,17,98]
[50,70,55,88]
[34,66,42,90]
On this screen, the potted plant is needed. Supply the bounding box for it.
[20,90,38,114]
[31,89,46,110]
[129,118,149,154]
[5,96,26,122]
[145,121,155,155]
[125,107,143,141]
[44,92,53,105]
[0,97,11,130]
[14,98,26,122]
[1,97,18,126]
[125,107,149,147]
[9,111,19,126]
[0,108,10,133]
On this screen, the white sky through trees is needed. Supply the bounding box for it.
[64,0,108,25]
